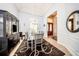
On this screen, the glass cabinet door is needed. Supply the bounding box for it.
[6,15,12,36]
[0,14,3,37]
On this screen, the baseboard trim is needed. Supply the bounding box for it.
[57,41,77,56]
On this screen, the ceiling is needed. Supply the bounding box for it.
[15,3,53,16]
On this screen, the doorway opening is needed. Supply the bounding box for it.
[47,11,57,41]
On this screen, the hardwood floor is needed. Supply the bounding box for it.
[44,37,72,56]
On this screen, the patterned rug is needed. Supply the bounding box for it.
[14,40,65,56]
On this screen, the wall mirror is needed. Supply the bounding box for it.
[66,10,79,33]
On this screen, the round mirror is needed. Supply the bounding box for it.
[66,10,79,33]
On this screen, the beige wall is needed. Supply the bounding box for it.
[48,18,53,23]
[53,16,57,37]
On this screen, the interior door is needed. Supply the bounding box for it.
[48,23,53,36]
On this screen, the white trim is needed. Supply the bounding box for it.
[9,39,24,56]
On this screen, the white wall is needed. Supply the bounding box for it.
[0,3,18,17]
[18,12,44,34]
[44,3,79,55]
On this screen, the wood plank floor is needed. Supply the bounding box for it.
[44,37,72,56]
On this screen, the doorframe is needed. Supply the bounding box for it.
[47,11,57,41]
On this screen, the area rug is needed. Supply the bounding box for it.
[14,40,65,56]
